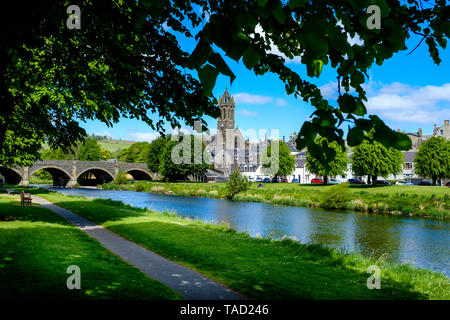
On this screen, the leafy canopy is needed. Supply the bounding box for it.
[1,0,448,167]
[159,135,209,181]
[119,142,151,163]
[351,139,403,184]
[261,141,295,177]
[147,136,171,173]
[78,138,102,161]
[414,136,450,184]
[306,136,348,183]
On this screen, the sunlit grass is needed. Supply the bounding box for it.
[0,195,181,300]
[23,190,450,300]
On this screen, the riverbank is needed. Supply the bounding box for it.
[101,181,450,219]
[3,186,448,299]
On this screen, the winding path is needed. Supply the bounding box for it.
[33,195,244,300]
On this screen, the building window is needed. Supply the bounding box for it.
[440,129,444,135]
[404,163,413,170]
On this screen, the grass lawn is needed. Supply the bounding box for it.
[0,195,181,300]
[17,188,449,300]
[102,181,450,219]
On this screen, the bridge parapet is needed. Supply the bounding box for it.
[1,160,156,187]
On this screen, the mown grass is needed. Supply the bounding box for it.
[0,195,181,300]
[16,188,450,300]
[101,181,450,219]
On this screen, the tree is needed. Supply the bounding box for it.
[261,141,295,179]
[226,170,250,199]
[41,143,81,160]
[351,140,403,186]
[119,142,151,163]
[147,136,170,173]
[101,148,112,161]
[159,135,209,181]
[78,138,102,161]
[1,1,447,167]
[414,137,450,185]
[306,136,348,185]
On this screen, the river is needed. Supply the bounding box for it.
[41,186,449,276]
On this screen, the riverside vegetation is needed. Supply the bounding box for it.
[1,186,448,300]
[101,181,450,219]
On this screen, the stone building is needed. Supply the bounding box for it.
[433,120,450,139]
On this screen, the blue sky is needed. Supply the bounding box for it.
[82,20,450,142]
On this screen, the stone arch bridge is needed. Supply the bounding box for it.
[0,160,157,187]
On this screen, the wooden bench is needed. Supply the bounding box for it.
[20,190,32,206]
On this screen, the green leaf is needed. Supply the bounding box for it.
[208,52,236,84]
[347,126,364,146]
[272,5,287,24]
[242,47,261,69]
[198,65,219,96]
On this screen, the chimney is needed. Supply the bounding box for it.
[445,120,449,125]
[418,128,422,136]
[283,136,285,142]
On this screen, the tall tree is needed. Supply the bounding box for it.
[414,136,450,185]
[1,1,447,167]
[119,142,151,163]
[78,138,102,161]
[159,135,209,181]
[306,136,348,185]
[261,141,295,179]
[147,136,171,173]
[351,140,403,186]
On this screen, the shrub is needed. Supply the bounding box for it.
[114,170,128,185]
[225,170,250,199]
[320,182,353,209]
[134,182,146,192]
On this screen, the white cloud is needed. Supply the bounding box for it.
[238,109,259,117]
[233,92,274,104]
[319,81,338,100]
[127,132,160,142]
[275,98,287,107]
[366,83,450,125]
[318,80,450,125]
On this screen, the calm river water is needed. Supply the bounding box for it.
[43,186,449,276]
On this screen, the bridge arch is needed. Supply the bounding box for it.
[77,167,114,186]
[0,167,23,185]
[126,168,153,181]
[30,166,72,187]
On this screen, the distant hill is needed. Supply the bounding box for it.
[41,139,138,153]
[98,139,137,153]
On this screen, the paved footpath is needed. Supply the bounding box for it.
[33,196,244,300]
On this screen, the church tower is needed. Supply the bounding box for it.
[217,88,235,131]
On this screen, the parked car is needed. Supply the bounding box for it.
[280,178,288,183]
[376,180,393,186]
[291,178,299,183]
[263,177,271,183]
[348,178,365,184]
[446,181,450,187]
[418,181,432,186]
[395,180,413,186]
[328,178,342,184]
[256,177,262,182]
[271,177,278,183]
[311,178,324,184]
[247,177,255,182]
